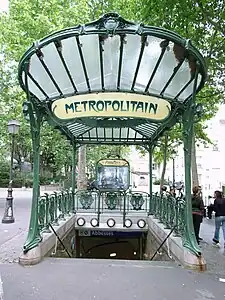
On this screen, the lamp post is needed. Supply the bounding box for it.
[21,157,25,189]
[2,120,20,224]
[171,150,176,188]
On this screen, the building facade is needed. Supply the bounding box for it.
[129,105,225,204]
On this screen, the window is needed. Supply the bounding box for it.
[197,164,202,169]
[152,163,157,170]
[213,144,219,151]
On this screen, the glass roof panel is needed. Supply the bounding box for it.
[102,35,120,90]
[28,54,59,99]
[177,74,202,101]
[120,34,142,90]
[41,42,75,95]
[147,41,180,96]
[135,36,165,92]
[79,35,101,91]
[18,13,207,145]
[61,37,88,92]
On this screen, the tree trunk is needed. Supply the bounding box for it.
[77,145,87,190]
[191,133,199,188]
[160,134,169,191]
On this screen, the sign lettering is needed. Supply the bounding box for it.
[99,159,128,166]
[52,93,171,121]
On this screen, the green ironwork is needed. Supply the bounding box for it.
[36,190,74,234]
[130,193,145,210]
[76,190,95,209]
[71,140,76,212]
[18,13,207,147]
[182,65,201,256]
[105,192,120,210]
[23,103,43,253]
[18,13,207,256]
[150,193,186,237]
[148,144,153,214]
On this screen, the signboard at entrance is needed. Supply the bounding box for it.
[52,92,171,121]
[99,159,129,167]
[78,230,143,237]
[96,158,129,191]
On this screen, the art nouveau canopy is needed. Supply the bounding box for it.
[18,12,207,145]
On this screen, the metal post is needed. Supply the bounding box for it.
[71,140,76,212]
[172,158,175,188]
[182,66,201,256]
[149,145,153,196]
[23,108,42,253]
[2,134,16,223]
[148,144,153,215]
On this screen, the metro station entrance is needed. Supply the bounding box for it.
[76,230,145,260]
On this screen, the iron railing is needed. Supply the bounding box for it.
[37,189,185,239]
[38,190,74,233]
[149,192,186,237]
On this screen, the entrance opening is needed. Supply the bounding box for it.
[78,235,142,260]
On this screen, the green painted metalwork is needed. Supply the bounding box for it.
[130,193,145,210]
[105,192,120,210]
[182,66,201,256]
[23,103,43,253]
[148,145,153,215]
[150,193,186,236]
[18,13,208,256]
[36,190,74,234]
[18,13,207,146]
[71,140,76,212]
[76,190,94,209]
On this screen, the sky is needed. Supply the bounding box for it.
[0,0,9,12]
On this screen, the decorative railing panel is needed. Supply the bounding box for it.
[38,190,74,233]
[149,193,186,238]
[37,189,186,240]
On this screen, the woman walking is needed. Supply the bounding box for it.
[192,186,204,245]
[212,190,225,248]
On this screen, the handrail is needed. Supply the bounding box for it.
[37,189,186,241]
[37,190,74,233]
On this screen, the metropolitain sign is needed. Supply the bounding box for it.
[52,92,171,121]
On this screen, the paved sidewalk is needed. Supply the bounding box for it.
[1,259,225,300]
[199,218,225,277]
[0,189,58,264]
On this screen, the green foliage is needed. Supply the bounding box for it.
[0,0,135,177]
[0,0,224,181]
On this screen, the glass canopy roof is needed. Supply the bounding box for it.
[18,13,207,145]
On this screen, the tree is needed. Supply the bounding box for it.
[1,0,224,188]
[136,0,225,186]
[0,0,135,183]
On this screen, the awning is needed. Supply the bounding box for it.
[18,12,207,145]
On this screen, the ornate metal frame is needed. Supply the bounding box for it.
[18,13,207,257]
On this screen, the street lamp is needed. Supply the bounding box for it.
[2,120,20,224]
[171,150,176,188]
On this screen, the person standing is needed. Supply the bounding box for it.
[212,190,225,248]
[192,186,204,245]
